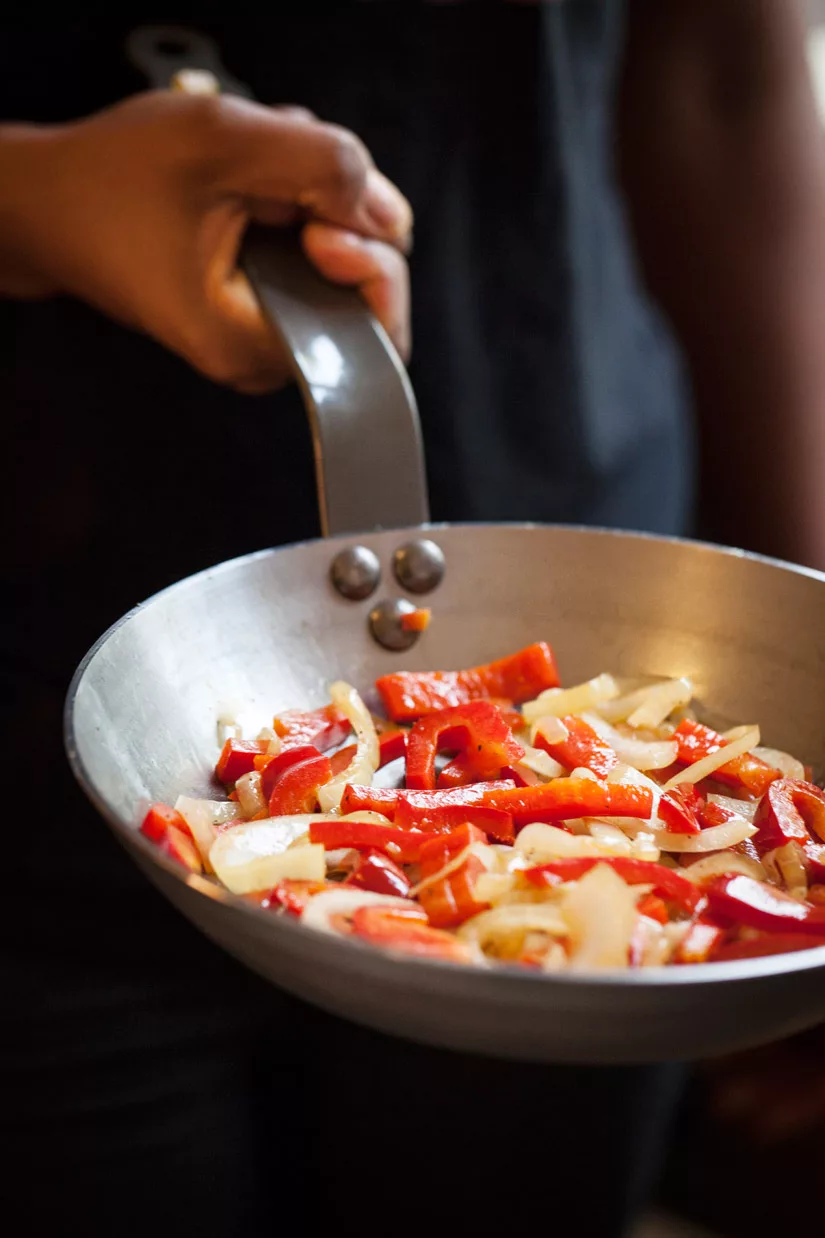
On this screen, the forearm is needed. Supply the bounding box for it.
[0,123,63,299]
[619,0,825,570]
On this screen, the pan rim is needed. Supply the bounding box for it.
[63,522,825,991]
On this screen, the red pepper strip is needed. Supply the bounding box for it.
[534,715,618,780]
[140,804,202,872]
[658,785,703,835]
[712,932,825,962]
[399,607,431,633]
[340,780,517,820]
[523,856,704,913]
[272,705,351,752]
[637,893,669,924]
[379,729,408,766]
[395,799,514,844]
[674,919,728,964]
[375,641,560,722]
[487,699,527,731]
[258,744,323,799]
[437,754,479,788]
[216,739,268,784]
[753,778,825,853]
[345,849,412,898]
[673,720,780,798]
[309,819,440,864]
[349,905,472,962]
[328,744,358,777]
[268,753,332,816]
[480,778,653,827]
[706,874,825,934]
[262,880,333,916]
[697,801,737,829]
[406,701,525,791]
[416,825,490,928]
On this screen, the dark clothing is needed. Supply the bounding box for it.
[5,7,689,1235]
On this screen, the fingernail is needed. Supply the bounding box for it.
[366,170,413,242]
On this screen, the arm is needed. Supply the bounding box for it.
[0,92,412,391]
[617,0,825,570]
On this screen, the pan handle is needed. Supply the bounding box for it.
[127,25,430,538]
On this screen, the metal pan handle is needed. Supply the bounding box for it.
[127,25,430,538]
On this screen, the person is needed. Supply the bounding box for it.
[4,4,825,1236]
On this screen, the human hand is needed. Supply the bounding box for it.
[0,91,412,391]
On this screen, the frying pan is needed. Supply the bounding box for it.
[66,30,825,1064]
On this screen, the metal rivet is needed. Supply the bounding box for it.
[392,539,445,594]
[369,598,421,651]
[329,545,381,601]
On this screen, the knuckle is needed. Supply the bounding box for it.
[318,126,370,206]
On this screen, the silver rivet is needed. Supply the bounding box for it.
[369,598,421,651]
[392,539,445,594]
[330,545,381,601]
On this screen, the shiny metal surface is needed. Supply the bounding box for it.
[392,538,446,594]
[67,525,825,1064]
[329,545,381,601]
[368,596,421,652]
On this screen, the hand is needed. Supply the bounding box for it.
[0,91,412,392]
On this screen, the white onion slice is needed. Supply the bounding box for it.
[763,842,808,901]
[409,841,496,899]
[514,745,566,782]
[654,816,757,852]
[514,823,625,863]
[679,852,766,883]
[175,796,240,871]
[235,770,266,819]
[663,725,760,790]
[300,888,414,935]
[473,872,518,904]
[706,793,758,823]
[599,678,693,728]
[217,717,242,746]
[210,817,326,894]
[521,674,619,724]
[317,682,379,812]
[562,864,638,969]
[753,747,803,781]
[581,713,677,771]
[529,715,569,746]
[458,903,568,950]
[256,726,283,756]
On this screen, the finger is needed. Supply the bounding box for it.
[302,222,411,360]
[196,96,413,247]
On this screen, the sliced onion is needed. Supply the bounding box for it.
[679,852,766,884]
[562,863,638,969]
[217,717,242,746]
[473,872,517,904]
[175,796,240,871]
[514,823,624,863]
[529,715,569,746]
[256,726,283,756]
[408,841,496,899]
[300,888,414,935]
[598,678,692,728]
[581,713,677,771]
[514,745,566,782]
[753,747,804,781]
[521,674,619,725]
[458,903,568,953]
[706,793,758,823]
[587,823,634,854]
[763,842,809,901]
[317,682,379,812]
[664,725,760,790]
[654,816,757,852]
[235,770,266,819]
[210,817,326,894]
[632,916,670,968]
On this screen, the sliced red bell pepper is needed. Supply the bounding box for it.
[534,715,618,780]
[673,720,780,798]
[216,739,269,784]
[273,705,351,752]
[268,753,332,816]
[673,918,727,964]
[345,849,412,898]
[258,744,323,799]
[376,641,560,722]
[406,701,525,791]
[140,803,202,872]
[523,856,704,913]
[753,778,825,854]
[399,607,431,633]
[379,729,408,766]
[658,785,703,835]
[395,798,514,843]
[308,818,440,864]
[480,777,653,827]
[262,879,332,916]
[328,744,357,777]
[706,874,825,935]
[637,893,669,925]
[487,699,527,731]
[711,932,825,962]
[437,754,479,788]
[416,825,490,928]
[340,780,516,819]
[349,905,472,962]
[697,800,738,829]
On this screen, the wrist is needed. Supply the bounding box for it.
[0,123,66,299]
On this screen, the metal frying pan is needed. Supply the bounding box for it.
[65,30,825,1065]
